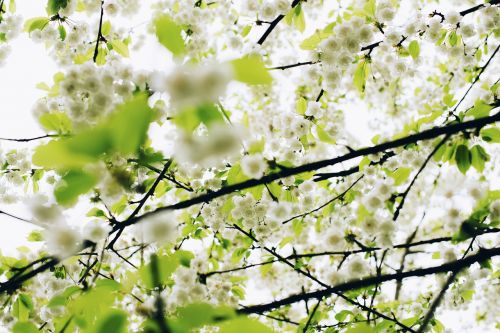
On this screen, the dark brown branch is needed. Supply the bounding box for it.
[119,112,500,230]
[303,298,322,332]
[417,269,460,333]
[314,151,395,182]
[199,227,499,278]
[289,227,500,260]
[238,246,500,315]
[1,114,499,296]
[268,61,317,70]
[0,257,60,293]
[0,210,32,224]
[199,260,277,280]
[367,250,387,323]
[92,0,105,63]
[107,160,172,249]
[393,134,450,221]
[0,134,62,142]
[257,0,302,45]
[395,226,420,300]
[455,44,500,115]
[232,225,416,332]
[282,176,363,224]
[459,0,500,16]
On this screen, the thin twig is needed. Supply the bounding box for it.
[92,1,105,63]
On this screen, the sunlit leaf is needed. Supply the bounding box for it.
[154,14,185,56]
[231,55,272,85]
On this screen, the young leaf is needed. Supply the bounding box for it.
[58,25,66,40]
[109,39,129,57]
[39,111,72,133]
[24,17,49,33]
[46,0,69,15]
[13,322,38,333]
[108,93,154,154]
[469,99,493,119]
[345,323,376,333]
[470,145,489,172]
[455,144,471,174]
[231,55,272,85]
[54,169,97,206]
[354,60,369,95]
[95,310,128,333]
[480,127,500,143]
[154,14,185,57]
[219,317,273,333]
[408,40,420,60]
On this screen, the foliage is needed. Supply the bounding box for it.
[0,0,499,333]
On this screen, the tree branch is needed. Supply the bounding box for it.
[119,112,500,230]
[393,134,450,221]
[232,224,416,332]
[282,175,363,224]
[93,0,105,63]
[0,134,63,142]
[238,246,500,315]
[417,269,460,333]
[257,0,302,45]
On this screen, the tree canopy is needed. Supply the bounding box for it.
[0,0,499,332]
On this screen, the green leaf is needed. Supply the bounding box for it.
[139,251,193,289]
[39,111,72,133]
[296,97,307,115]
[231,55,272,85]
[300,24,333,50]
[468,99,493,119]
[48,286,81,308]
[109,39,129,57]
[101,21,112,36]
[408,40,420,60]
[455,144,471,174]
[345,323,376,333]
[293,4,306,32]
[23,17,49,33]
[173,103,224,132]
[390,167,411,186]
[58,25,66,40]
[363,0,376,17]
[316,125,335,144]
[33,127,111,170]
[46,0,69,15]
[481,127,500,142]
[448,31,458,46]
[108,93,154,154]
[9,0,16,13]
[54,169,97,206]
[13,322,38,333]
[241,25,252,37]
[95,310,128,333]
[12,294,33,321]
[154,14,185,57]
[219,317,273,333]
[354,59,369,95]
[27,230,43,242]
[470,145,489,172]
[169,303,235,332]
[335,309,353,322]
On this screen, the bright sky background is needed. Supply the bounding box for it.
[0,1,497,332]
